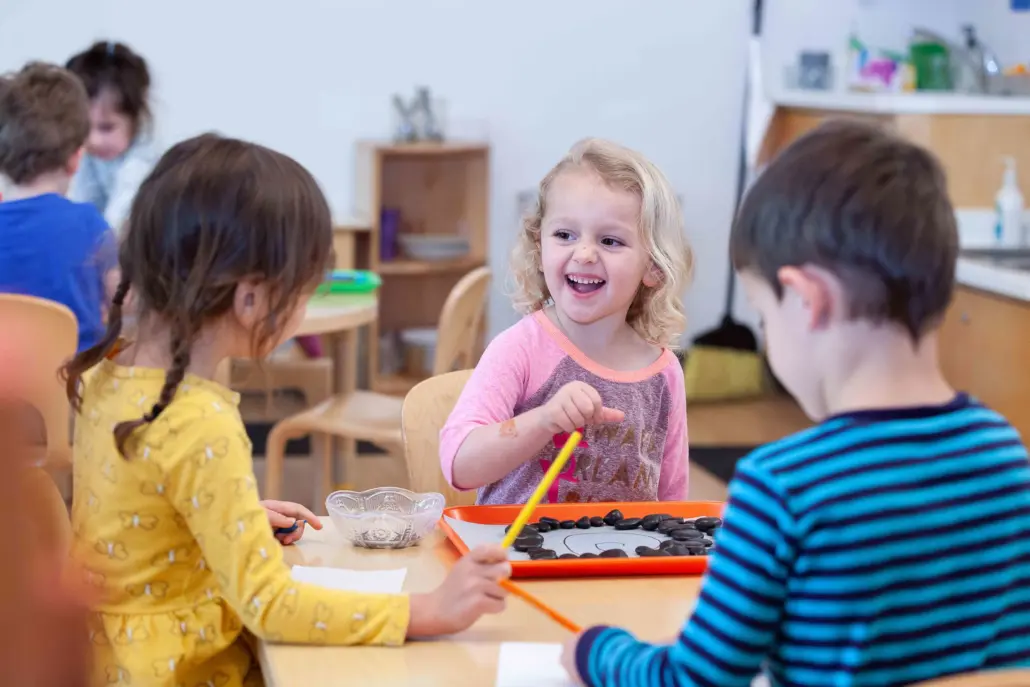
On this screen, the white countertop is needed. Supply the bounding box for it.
[956,259,1030,301]
[956,209,1030,301]
[770,90,1030,116]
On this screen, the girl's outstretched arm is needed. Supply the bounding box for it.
[166,410,409,645]
[439,326,552,490]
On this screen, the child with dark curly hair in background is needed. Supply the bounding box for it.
[66,40,161,234]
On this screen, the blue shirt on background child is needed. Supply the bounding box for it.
[0,193,115,352]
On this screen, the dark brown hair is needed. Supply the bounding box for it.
[65,40,151,130]
[62,133,335,457]
[730,119,958,341]
[0,62,90,184]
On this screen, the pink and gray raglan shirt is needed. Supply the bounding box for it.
[440,311,689,505]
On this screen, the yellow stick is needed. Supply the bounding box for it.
[501,430,582,549]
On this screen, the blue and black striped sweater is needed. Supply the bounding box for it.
[576,394,1030,686]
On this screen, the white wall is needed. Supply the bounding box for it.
[0,0,752,343]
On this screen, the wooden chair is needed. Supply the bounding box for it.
[229,353,333,419]
[401,369,478,506]
[0,294,77,470]
[908,669,1030,686]
[264,266,492,505]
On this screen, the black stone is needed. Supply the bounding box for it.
[656,513,675,521]
[657,519,691,534]
[534,521,553,533]
[602,509,624,526]
[575,516,591,529]
[664,544,692,556]
[640,514,663,531]
[636,547,669,557]
[614,518,643,530]
[589,516,605,527]
[513,533,544,552]
[658,539,678,550]
[580,553,599,559]
[559,553,579,559]
[599,548,628,558]
[539,516,561,527]
[559,520,576,529]
[670,528,704,541]
[529,548,557,560]
[700,538,714,547]
[693,517,723,534]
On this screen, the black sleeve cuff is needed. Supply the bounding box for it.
[575,625,612,686]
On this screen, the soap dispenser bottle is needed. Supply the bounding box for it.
[995,156,1025,247]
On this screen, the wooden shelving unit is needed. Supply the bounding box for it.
[351,140,490,394]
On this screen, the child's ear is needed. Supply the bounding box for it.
[642,263,662,288]
[232,279,268,333]
[777,265,833,330]
[66,148,85,176]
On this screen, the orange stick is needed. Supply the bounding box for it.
[500,579,582,634]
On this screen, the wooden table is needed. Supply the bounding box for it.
[259,521,703,686]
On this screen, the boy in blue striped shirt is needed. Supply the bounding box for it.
[564,121,1030,686]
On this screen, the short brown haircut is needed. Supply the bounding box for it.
[730,119,958,340]
[0,62,90,184]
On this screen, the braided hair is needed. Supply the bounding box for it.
[62,133,335,458]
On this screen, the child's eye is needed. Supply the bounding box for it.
[553,230,573,241]
[601,237,624,247]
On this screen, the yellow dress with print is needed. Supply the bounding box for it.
[72,360,410,687]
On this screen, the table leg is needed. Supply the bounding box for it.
[332,327,360,489]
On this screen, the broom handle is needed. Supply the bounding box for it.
[724,0,764,320]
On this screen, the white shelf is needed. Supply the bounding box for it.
[769,89,1030,116]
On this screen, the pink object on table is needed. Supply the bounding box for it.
[295,335,323,358]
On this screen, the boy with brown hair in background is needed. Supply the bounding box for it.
[0,61,117,354]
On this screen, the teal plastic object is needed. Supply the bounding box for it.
[317,269,382,294]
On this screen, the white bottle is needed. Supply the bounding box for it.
[995,156,1025,247]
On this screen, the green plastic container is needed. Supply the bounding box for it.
[910,42,952,91]
[316,269,382,295]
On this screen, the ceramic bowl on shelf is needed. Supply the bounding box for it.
[397,234,470,261]
[326,487,445,549]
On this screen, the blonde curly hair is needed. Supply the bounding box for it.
[509,137,693,349]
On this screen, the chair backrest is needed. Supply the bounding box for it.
[432,266,491,376]
[0,295,78,468]
[907,669,1030,687]
[401,369,477,506]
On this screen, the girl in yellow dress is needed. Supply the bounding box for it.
[62,134,510,687]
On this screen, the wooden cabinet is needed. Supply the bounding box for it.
[938,285,1030,437]
[352,141,490,395]
[759,107,1030,208]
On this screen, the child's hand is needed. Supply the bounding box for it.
[407,544,511,638]
[561,634,586,685]
[541,382,624,434]
[260,500,322,546]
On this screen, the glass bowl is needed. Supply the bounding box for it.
[325,487,445,549]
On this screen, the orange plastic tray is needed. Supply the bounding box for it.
[440,501,724,578]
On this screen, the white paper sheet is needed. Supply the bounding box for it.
[289,566,407,594]
[494,642,770,687]
[496,643,575,687]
